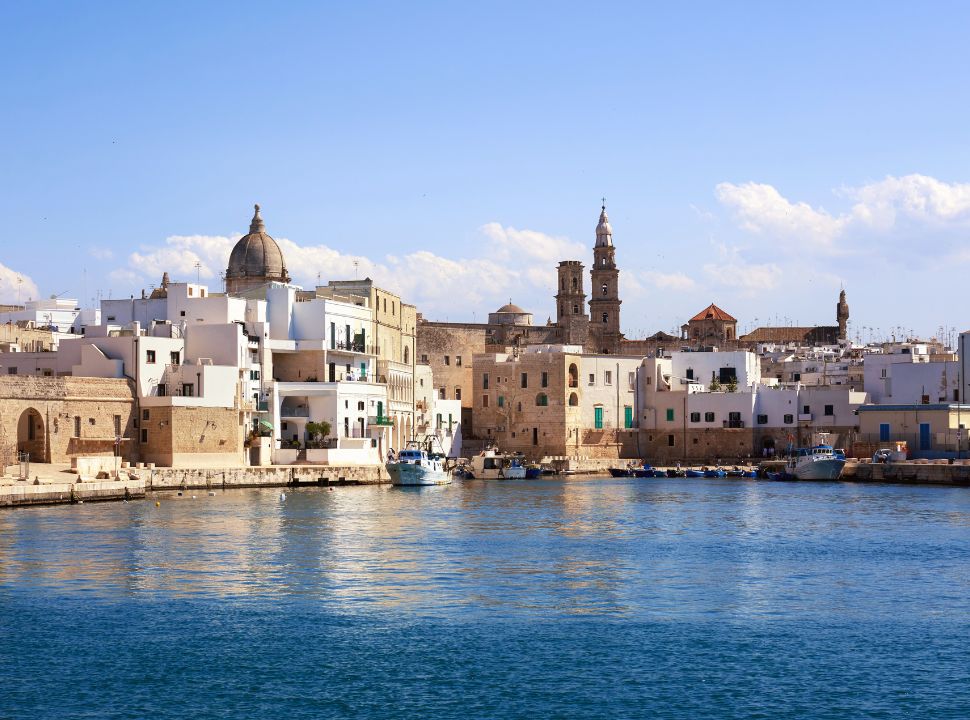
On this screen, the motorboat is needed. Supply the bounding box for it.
[386,446,451,486]
[685,469,704,478]
[467,449,527,479]
[785,444,846,480]
[608,467,633,478]
[631,466,654,478]
[703,468,727,478]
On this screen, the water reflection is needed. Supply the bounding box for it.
[1,478,970,621]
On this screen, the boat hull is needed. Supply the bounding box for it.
[793,458,845,481]
[502,466,527,479]
[609,468,632,478]
[386,462,452,486]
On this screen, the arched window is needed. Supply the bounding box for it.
[568,392,579,406]
[572,277,578,290]
[568,363,578,388]
[602,283,608,295]
[573,304,579,314]
[403,346,409,364]
[602,313,608,323]
[536,393,548,407]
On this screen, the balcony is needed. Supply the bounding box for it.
[330,340,376,354]
[798,413,813,422]
[723,420,746,428]
[369,415,394,427]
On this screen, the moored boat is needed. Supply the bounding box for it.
[467,449,528,479]
[386,446,451,486]
[785,444,846,480]
[609,467,633,478]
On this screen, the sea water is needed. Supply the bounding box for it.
[2,477,969,719]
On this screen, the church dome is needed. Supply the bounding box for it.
[225,204,290,292]
[496,302,526,314]
[595,204,612,247]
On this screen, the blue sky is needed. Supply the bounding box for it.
[2,1,970,343]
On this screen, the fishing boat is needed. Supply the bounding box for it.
[608,467,633,478]
[467,448,527,479]
[525,464,544,479]
[631,465,654,478]
[784,444,846,480]
[685,469,704,478]
[386,445,451,486]
[703,468,727,478]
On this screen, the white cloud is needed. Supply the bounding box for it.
[701,242,780,296]
[641,270,696,292]
[109,224,586,321]
[88,246,115,261]
[716,174,970,255]
[0,263,39,304]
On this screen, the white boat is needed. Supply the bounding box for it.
[386,447,452,486]
[785,444,846,480]
[467,449,527,479]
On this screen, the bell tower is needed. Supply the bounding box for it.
[556,261,589,346]
[588,202,623,353]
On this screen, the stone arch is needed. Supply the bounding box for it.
[568,363,578,388]
[17,407,45,461]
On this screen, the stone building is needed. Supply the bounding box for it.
[681,304,738,348]
[0,375,136,464]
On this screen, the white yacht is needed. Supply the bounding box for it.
[467,449,527,479]
[386,447,452,486]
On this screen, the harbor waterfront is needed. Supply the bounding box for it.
[2,476,970,719]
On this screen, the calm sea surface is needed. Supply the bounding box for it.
[2,477,970,719]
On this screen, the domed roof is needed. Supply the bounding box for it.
[225,204,290,283]
[496,301,526,314]
[595,204,613,248]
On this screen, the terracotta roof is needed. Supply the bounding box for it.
[739,326,839,344]
[689,303,736,322]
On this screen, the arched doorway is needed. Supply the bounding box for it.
[17,408,45,461]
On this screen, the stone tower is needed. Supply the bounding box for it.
[555,261,589,346]
[837,288,849,340]
[587,203,623,354]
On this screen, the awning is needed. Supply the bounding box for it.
[258,419,274,430]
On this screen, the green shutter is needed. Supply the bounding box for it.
[666,408,674,422]
[624,406,633,429]
[594,407,604,429]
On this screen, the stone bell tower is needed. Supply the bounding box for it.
[556,260,589,346]
[587,202,623,354]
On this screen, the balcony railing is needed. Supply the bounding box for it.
[723,420,746,428]
[369,416,394,427]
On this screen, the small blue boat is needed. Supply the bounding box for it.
[704,468,727,478]
[525,466,543,479]
[685,469,704,478]
[632,466,654,478]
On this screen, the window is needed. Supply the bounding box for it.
[690,412,701,423]
[482,394,490,408]
[880,368,887,379]
[686,368,694,380]
[249,370,260,380]
[793,373,801,382]
[668,434,675,447]
[73,416,81,438]
[6,367,15,375]
[456,356,462,367]
[604,371,612,386]
[784,414,794,424]
[588,373,595,386]
[146,350,156,364]
[182,383,194,397]
[757,414,768,425]
[114,415,122,435]
[521,372,528,389]
[421,354,428,363]
[358,401,365,411]
[140,428,148,444]
[802,405,810,415]
[628,372,636,389]
[444,355,450,366]
[536,393,548,407]
[602,313,608,324]
[142,409,150,421]
[330,322,336,349]
[541,372,548,388]
[497,396,504,407]
[157,383,167,397]
[573,304,579,314]
[705,412,715,422]
[718,367,737,384]
[824,404,834,416]
[602,283,608,295]
[170,351,180,365]
[439,388,446,400]
[455,387,462,401]
[483,373,489,390]
[568,392,578,406]
[180,310,185,317]
[666,408,674,422]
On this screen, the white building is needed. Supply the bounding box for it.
[0,296,100,334]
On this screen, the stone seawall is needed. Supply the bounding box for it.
[0,478,146,507]
[843,461,970,486]
[146,464,389,491]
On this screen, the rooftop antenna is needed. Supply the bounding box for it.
[16,275,22,304]
[194,261,202,284]
[353,260,359,279]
